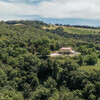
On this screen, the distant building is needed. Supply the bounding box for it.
[59,47,73,54]
[50,47,80,57]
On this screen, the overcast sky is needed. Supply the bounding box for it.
[0,0,100,26]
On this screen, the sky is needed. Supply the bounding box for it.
[0,0,100,26]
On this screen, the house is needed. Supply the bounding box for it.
[59,47,73,54]
[50,47,80,57]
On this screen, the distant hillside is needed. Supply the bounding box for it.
[0,20,100,100]
[0,21,64,44]
[42,24,100,35]
[1,20,100,50]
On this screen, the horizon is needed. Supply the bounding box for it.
[1,16,100,27]
[1,0,100,26]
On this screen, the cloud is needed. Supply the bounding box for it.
[0,1,37,15]
[37,0,100,19]
[0,0,100,20]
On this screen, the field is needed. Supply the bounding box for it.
[78,59,100,72]
[63,26,99,34]
[42,25,100,35]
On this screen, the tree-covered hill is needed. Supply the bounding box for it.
[0,20,100,100]
[0,21,62,42]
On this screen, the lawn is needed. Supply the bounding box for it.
[78,59,100,72]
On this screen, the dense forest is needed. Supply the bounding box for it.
[0,20,100,100]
